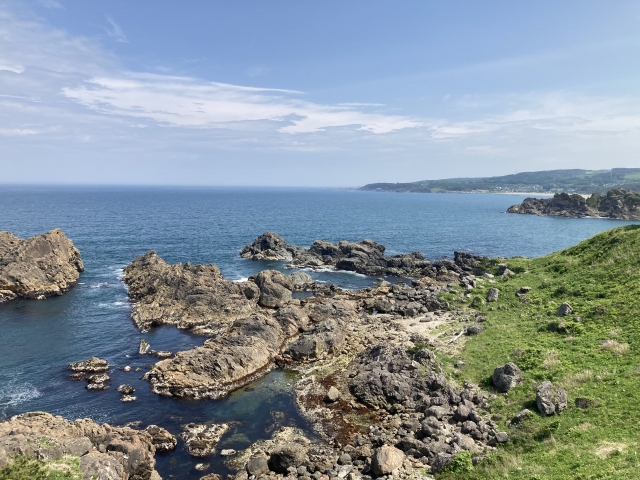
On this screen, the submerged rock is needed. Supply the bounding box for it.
[123,251,260,334]
[0,411,160,479]
[0,229,84,302]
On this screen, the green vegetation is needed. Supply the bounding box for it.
[360,168,640,194]
[0,455,83,480]
[438,224,640,479]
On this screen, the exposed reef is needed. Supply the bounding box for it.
[0,228,84,302]
[241,232,484,278]
[0,411,161,479]
[507,189,640,220]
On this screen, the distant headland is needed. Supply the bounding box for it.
[360,168,640,195]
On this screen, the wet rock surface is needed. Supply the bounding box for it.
[0,229,84,302]
[0,411,160,479]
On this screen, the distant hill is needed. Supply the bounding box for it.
[360,168,640,194]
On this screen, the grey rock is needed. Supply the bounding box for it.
[139,339,150,355]
[556,302,573,317]
[288,271,314,289]
[246,455,270,476]
[492,363,522,393]
[144,424,177,452]
[510,409,531,425]
[267,443,306,474]
[117,384,135,395]
[253,270,293,308]
[495,432,509,443]
[466,324,484,335]
[325,386,341,403]
[536,381,568,415]
[371,445,404,476]
[487,288,500,302]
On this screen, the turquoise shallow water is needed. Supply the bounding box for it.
[0,186,637,478]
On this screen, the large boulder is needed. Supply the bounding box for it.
[536,381,568,415]
[0,412,159,479]
[253,270,293,308]
[123,251,260,334]
[348,344,445,411]
[288,271,314,289]
[487,288,500,302]
[0,229,84,301]
[371,445,404,475]
[492,363,522,393]
[556,302,573,317]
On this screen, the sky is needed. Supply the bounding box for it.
[1,0,640,186]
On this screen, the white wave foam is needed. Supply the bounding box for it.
[307,267,368,278]
[232,277,249,283]
[0,380,41,418]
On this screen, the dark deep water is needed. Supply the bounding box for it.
[1,186,637,478]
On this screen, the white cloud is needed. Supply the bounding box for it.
[105,16,128,43]
[62,74,422,134]
[0,128,37,135]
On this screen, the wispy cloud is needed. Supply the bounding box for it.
[105,16,128,43]
[62,74,421,134]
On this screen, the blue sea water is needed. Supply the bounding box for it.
[0,186,637,478]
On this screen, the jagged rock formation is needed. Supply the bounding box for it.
[0,411,161,479]
[123,251,261,335]
[0,228,84,302]
[241,232,486,278]
[507,189,640,220]
[143,299,358,400]
[240,232,307,261]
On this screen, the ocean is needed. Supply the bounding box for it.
[0,186,637,478]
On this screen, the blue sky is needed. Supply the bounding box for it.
[1,1,640,186]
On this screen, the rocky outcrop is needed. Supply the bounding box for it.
[144,425,176,453]
[0,229,84,302]
[371,445,405,475]
[0,411,161,479]
[143,299,358,400]
[252,270,294,308]
[123,251,260,335]
[180,423,230,457]
[241,233,434,277]
[507,189,640,220]
[240,232,306,261]
[144,313,288,399]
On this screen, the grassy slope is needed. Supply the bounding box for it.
[0,455,82,479]
[440,225,640,479]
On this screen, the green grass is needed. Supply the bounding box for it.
[0,455,83,480]
[438,225,640,480]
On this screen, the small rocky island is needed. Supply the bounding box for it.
[0,228,84,303]
[507,188,640,220]
[241,232,436,277]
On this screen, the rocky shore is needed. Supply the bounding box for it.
[114,240,516,479]
[241,232,439,277]
[0,411,161,479]
[0,228,84,302]
[507,189,640,220]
